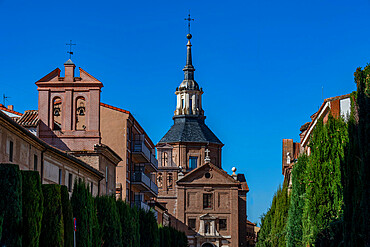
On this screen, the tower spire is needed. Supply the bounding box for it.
[183,34,195,81]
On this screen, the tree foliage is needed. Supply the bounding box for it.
[21,171,43,247]
[40,184,64,247]
[286,155,308,247]
[139,208,159,247]
[71,179,96,247]
[0,163,22,247]
[116,200,140,247]
[61,185,73,247]
[95,195,122,247]
[256,183,289,247]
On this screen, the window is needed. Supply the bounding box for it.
[161,152,168,167]
[219,219,227,230]
[68,173,73,192]
[167,173,173,189]
[182,99,185,109]
[189,156,197,171]
[58,169,62,185]
[189,99,192,114]
[9,140,13,162]
[157,173,163,188]
[203,193,213,209]
[205,222,210,234]
[33,155,38,171]
[90,182,93,195]
[188,218,196,230]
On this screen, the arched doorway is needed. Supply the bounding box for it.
[201,243,214,247]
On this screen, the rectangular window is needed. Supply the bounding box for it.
[68,173,73,192]
[182,99,185,108]
[58,169,62,185]
[33,154,38,171]
[219,219,227,230]
[9,140,13,162]
[189,156,198,171]
[188,218,196,230]
[189,99,193,114]
[203,193,213,209]
[90,182,93,195]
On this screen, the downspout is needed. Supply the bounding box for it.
[40,148,47,183]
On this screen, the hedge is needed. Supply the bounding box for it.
[61,185,73,247]
[40,184,64,247]
[21,171,43,247]
[0,163,22,247]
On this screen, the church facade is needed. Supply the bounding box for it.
[156,33,250,247]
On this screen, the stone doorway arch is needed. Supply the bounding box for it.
[201,243,214,247]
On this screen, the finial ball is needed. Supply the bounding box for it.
[187,33,192,39]
[232,167,237,172]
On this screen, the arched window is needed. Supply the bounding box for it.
[161,152,168,167]
[75,97,86,130]
[53,97,62,130]
[167,173,173,189]
[157,173,163,188]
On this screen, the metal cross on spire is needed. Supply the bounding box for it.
[184,11,194,34]
[66,40,76,59]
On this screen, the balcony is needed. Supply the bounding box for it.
[132,140,151,163]
[131,172,158,196]
[132,137,158,171]
[132,200,151,211]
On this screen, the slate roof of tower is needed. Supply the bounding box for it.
[158,116,223,144]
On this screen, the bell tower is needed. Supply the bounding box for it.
[36,59,103,151]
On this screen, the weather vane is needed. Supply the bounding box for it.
[66,40,76,59]
[184,10,194,34]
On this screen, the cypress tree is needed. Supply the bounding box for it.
[40,184,64,247]
[95,195,122,247]
[21,171,43,247]
[71,179,95,247]
[286,155,308,247]
[0,163,22,247]
[302,115,347,246]
[61,185,73,247]
[139,208,159,247]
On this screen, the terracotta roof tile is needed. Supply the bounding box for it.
[17,110,39,127]
[100,102,130,114]
[0,104,22,116]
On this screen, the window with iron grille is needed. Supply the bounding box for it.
[203,193,213,209]
[188,218,196,230]
[219,219,227,230]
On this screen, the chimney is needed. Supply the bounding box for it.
[7,105,14,111]
[64,59,76,81]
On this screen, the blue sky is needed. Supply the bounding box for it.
[1,0,369,224]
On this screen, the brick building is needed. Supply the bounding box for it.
[156,33,250,247]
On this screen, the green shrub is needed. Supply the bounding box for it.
[61,185,73,247]
[40,184,64,247]
[21,171,43,247]
[95,196,122,247]
[0,163,22,247]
